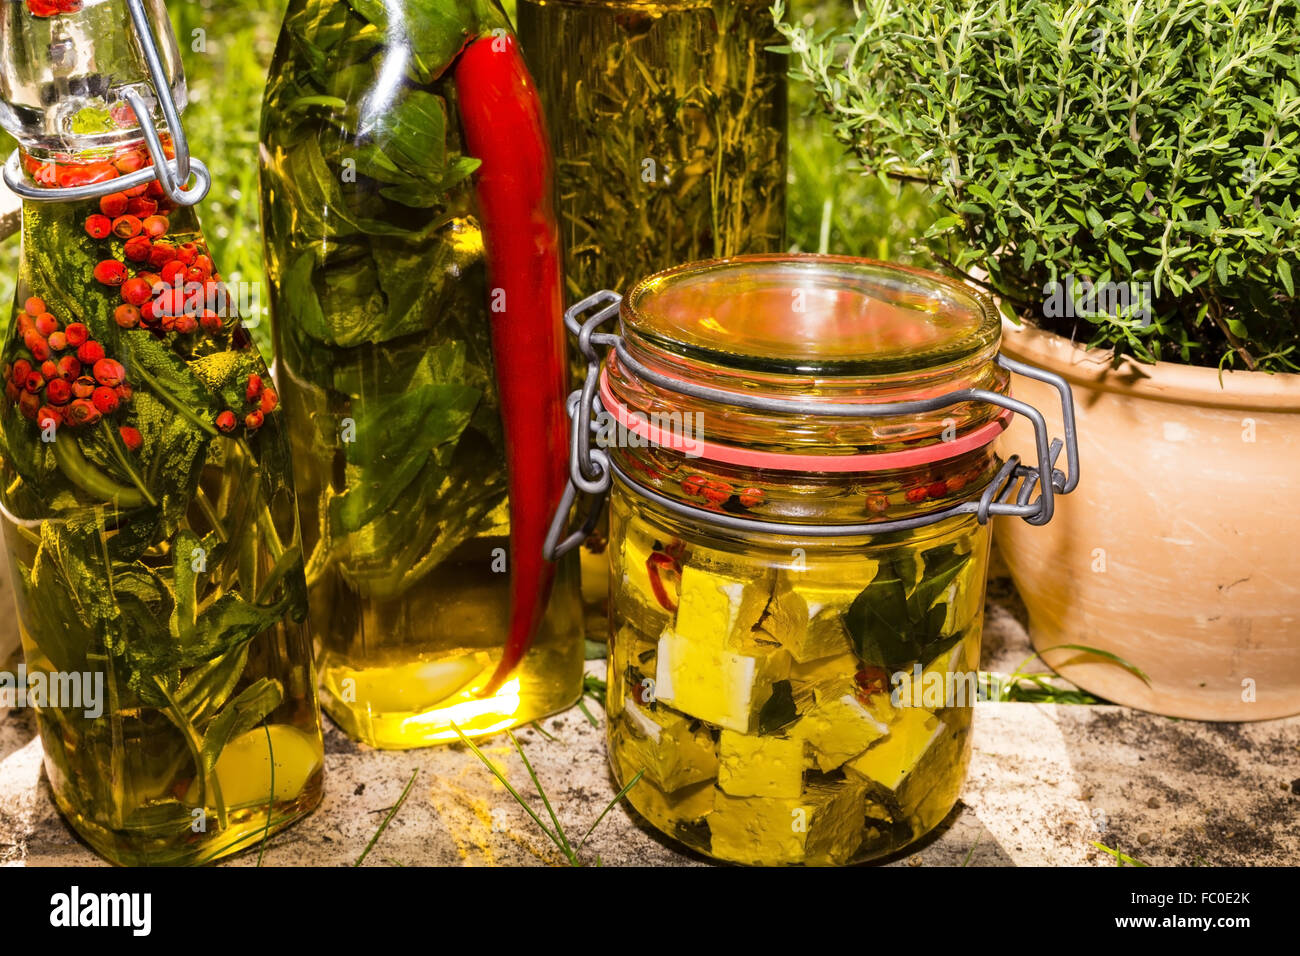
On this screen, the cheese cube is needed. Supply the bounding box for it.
[709,779,867,866]
[655,627,790,733]
[846,706,947,793]
[615,695,719,792]
[790,652,856,686]
[717,731,805,798]
[792,679,891,771]
[674,564,771,647]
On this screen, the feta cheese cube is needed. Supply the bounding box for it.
[759,575,872,663]
[626,778,716,835]
[709,779,867,866]
[674,564,771,646]
[615,695,719,792]
[717,730,805,798]
[845,706,947,793]
[655,627,790,733]
[791,679,891,771]
[617,533,677,637]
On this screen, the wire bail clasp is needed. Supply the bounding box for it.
[543,291,622,561]
[2,0,211,207]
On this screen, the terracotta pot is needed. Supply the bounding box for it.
[996,319,1300,720]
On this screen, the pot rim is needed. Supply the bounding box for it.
[1000,318,1300,412]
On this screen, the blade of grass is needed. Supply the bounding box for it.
[1038,643,1152,685]
[575,697,599,728]
[450,722,565,855]
[507,728,575,862]
[354,769,418,867]
[1092,842,1149,867]
[529,720,557,742]
[256,724,275,867]
[961,829,984,867]
[577,770,643,852]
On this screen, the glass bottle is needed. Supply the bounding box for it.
[0,0,323,865]
[516,0,789,303]
[259,0,584,747]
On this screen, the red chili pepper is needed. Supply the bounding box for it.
[645,551,681,613]
[456,33,569,698]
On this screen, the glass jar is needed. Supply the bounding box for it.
[260,0,584,747]
[0,0,322,865]
[555,255,1078,865]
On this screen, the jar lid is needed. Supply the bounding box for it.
[606,254,1010,461]
[624,254,1001,378]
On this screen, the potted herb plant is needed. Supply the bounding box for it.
[775,0,1300,719]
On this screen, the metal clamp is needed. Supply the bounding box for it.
[2,0,210,207]
[544,290,1080,557]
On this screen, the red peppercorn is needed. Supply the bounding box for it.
[159,314,177,333]
[865,493,890,514]
[99,192,129,218]
[64,398,100,427]
[244,409,264,431]
[63,323,88,347]
[24,332,50,362]
[176,243,198,266]
[127,197,158,219]
[738,487,763,508]
[113,151,146,175]
[154,287,188,316]
[123,235,153,262]
[92,359,126,387]
[120,277,153,306]
[71,376,97,399]
[24,372,44,394]
[905,486,929,503]
[142,215,169,238]
[34,312,58,337]
[45,379,71,405]
[85,214,113,239]
[115,382,134,403]
[145,180,166,201]
[193,255,214,277]
[27,1,62,18]
[259,388,279,415]
[702,480,732,504]
[91,386,119,415]
[114,304,141,329]
[112,215,143,239]
[9,359,30,385]
[119,426,142,452]
[93,260,127,287]
[40,360,57,381]
[160,260,186,285]
[681,475,708,497]
[56,356,80,381]
[18,391,40,421]
[47,331,67,351]
[245,373,263,402]
[184,266,207,284]
[926,480,948,499]
[37,406,62,428]
[174,315,199,335]
[199,310,222,333]
[77,340,106,365]
[148,243,178,269]
[216,410,237,433]
[23,296,45,316]
[945,474,968,494]
[123,182,149,198]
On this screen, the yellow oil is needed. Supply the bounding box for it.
[312,538,584,748]
[605,489,988,866]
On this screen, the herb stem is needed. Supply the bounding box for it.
[353,769,419,867]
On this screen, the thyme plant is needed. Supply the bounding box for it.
[775,0,1300,372]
